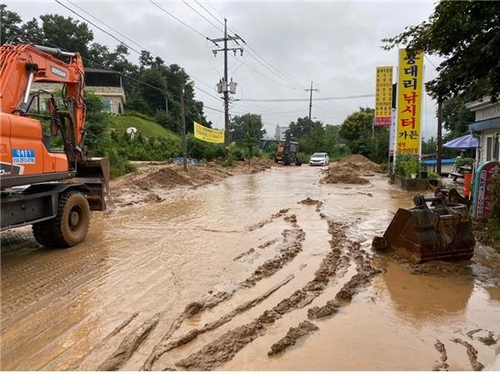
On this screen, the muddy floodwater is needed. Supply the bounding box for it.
[1,164,499,370]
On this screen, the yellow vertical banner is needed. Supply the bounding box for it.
[375,66,393,127]
[396,49,423,155]
[194,121,224,144]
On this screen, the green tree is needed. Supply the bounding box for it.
[382,1,500,102]
[323,125,349,159]
[83,90,106,155]
[229,113,264,158]
[0,4,22,44]
[338,107,375,155]
[126,68,167,117]
[421,136,437,156]
[367,126,390,164]
[139,50,154,70]
[442,97,475,138]
[289,117,315,139]
[297,121,326,154]
[38,14,94,57]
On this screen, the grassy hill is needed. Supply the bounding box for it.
[106,114,179,141]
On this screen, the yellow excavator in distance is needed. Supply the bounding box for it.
[274,130,302,166]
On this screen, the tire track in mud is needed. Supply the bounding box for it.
[92,209,303,371]
[98,313,161,371]
[172,216,348,370]
[267,321,319,357]
[433,339,449,371]
[431,329,499,371]
[451,338,484,371]
[246,208,290,231]
[141,275,294,370]
[446,328,499,371]
[151,208,373,370]
[69,312,139,369]
[1,247,105,334]
[271,233,383,358]
[85,203,376,371]
[240,228,305,288]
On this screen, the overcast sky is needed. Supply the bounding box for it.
[5,0,441,139]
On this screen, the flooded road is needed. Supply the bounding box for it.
[1,163,499,370]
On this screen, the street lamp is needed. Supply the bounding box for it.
[181,81,195,172]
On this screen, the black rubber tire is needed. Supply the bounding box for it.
[49,191,90,248]
[296,158,302,166]
[32,220,56,247]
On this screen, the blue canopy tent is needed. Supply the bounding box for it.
[443,134,479,180]
[443,134,479,150]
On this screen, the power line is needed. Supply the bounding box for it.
[66,0,147,53]
[238,94,375,102]
[204,105,225,113]
[233,106,309,116]
[244,43,305,90]
[149,0,209,41]
[54,1,222,102]
[181,0,223,33]
[54,0,142,55]
[194,0,225,27]
[230,55,296,89]
[195,2,306,91]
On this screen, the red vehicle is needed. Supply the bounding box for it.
[0,43,109,247]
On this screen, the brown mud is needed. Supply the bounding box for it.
[321,154,382,185]
[268,320,319,357]
[433,339,449,371]
[1,158,499,371]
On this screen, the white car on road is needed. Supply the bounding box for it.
[309,152,329,166]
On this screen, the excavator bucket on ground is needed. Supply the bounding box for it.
[373,195,475,264]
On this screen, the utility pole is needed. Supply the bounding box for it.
[436,99,443,175]
[304,81,319,123]
[209,19,244,153]
[180,81,195,172]
[180,87,188,172]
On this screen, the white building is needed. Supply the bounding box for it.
[32,68,126,115]
[274,125,289,141]
[466,98,500,163]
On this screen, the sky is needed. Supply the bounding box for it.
[5,0,442,140]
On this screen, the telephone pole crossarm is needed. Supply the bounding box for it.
[208,18,245,153]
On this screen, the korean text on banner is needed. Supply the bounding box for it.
[375,66,393,127]
[194,122,224,144]
[396,49,423,156]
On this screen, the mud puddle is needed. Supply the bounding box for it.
[1,158,499,370]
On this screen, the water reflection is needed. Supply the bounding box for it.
[374,260,474,322]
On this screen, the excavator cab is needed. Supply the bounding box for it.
[373,194,475,263]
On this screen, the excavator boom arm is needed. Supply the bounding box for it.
[0,43,86,145]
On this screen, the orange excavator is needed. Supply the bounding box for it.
[0,43,109,247]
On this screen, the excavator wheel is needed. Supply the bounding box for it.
[52,191,90,247]
[34,191,91,248]
[32,220,57,247]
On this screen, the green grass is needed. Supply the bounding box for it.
[106,115,179,141]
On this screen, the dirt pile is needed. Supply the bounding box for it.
[108,159,275,210]
[322,154,382,185]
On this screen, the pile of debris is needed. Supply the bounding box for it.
[322,154,382,185]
